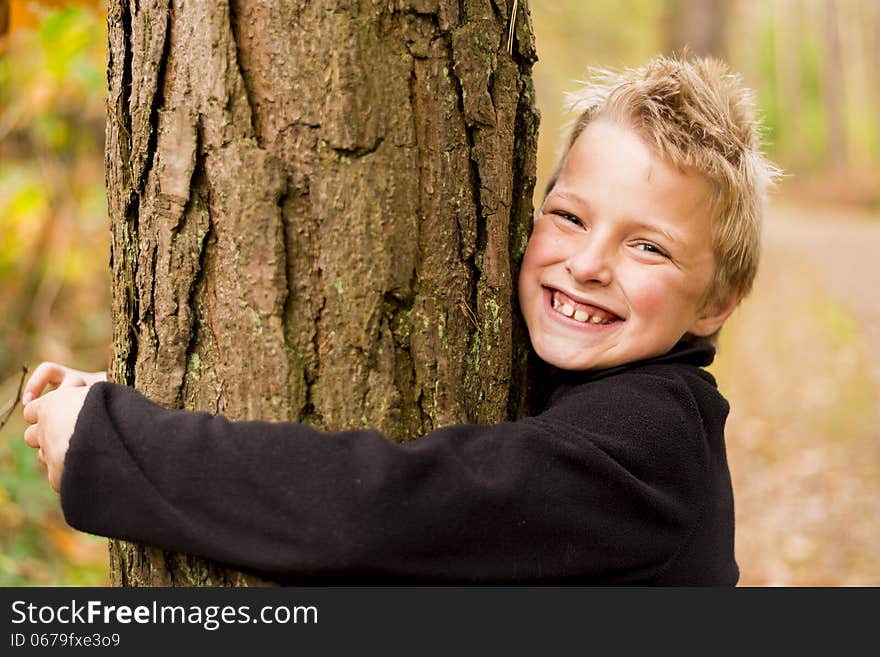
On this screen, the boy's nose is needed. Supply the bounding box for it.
[565,240,614,286]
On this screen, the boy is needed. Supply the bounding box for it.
[21,55,779,585]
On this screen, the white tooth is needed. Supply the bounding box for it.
[552,296,560,309]
[573,309,589,322]
[561,303,575,317]
[590,315,603,324]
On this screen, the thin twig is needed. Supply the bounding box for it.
[0,364,29,432]
[458,299,481,333]
[507,0,519,55]
[105,98,131,141]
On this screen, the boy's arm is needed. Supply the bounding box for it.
[60,380,709,583]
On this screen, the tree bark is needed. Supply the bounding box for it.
[104,0,538,586]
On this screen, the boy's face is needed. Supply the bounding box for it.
[518,119,728,371]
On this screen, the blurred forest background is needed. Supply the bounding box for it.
[1,0,877,586]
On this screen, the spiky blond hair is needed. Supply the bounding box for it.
[547,54,782,315]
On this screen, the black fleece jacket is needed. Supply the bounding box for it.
[60,342,738,585]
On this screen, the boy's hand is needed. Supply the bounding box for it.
[22,362,106,405]
[22,387,90,492]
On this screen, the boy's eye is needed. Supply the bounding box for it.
[551,210,583,227]
[635,242,669,258]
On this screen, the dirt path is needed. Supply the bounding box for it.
[713,199,880,586]
[765,201,880,389]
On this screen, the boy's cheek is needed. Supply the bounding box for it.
[519,239,556,285]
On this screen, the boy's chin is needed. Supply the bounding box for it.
[530,341,598,372]
[530,338,672,372]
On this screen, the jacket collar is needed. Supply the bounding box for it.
[534,340,716,409]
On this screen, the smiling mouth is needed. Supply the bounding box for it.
[546,288,622,326]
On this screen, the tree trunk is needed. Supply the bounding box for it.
[774,0,804,168]
[822,0,846,170]
[104,0,538,586]
[664,0,727,59]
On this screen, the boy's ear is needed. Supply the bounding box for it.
[688,290,741,337]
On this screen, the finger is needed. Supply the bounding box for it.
[23,423,41,448]
[23,362,66,404]
[49,468,61,493]
[22,396,44,425]
[85,371,108,385]
[21,399,41,424]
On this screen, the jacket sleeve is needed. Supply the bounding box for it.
[60,379,709,583]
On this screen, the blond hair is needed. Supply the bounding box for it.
[547,54,781,313]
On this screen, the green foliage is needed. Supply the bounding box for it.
[0,3,110,586]
[0,2,109,372]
